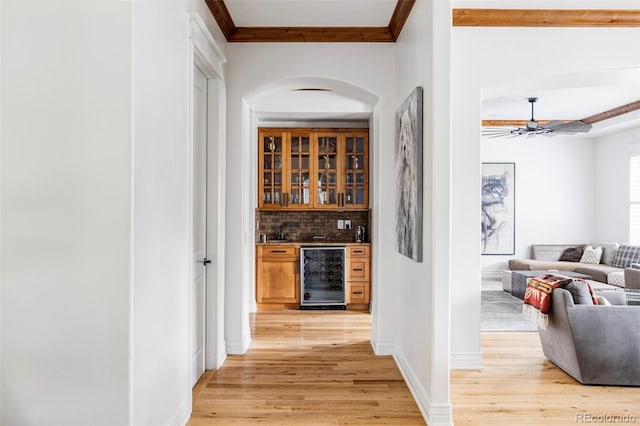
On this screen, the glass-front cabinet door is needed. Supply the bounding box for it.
[288,131,312,208]
[257,128,368,211]
[258,130,285,209]
[314,132,340,209]
[342,132,368,209]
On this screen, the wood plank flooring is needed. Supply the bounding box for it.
[451,332,640,425]
[189,310,425,425]
[191,311,639,425]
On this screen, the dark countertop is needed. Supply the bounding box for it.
[256,240,370,246]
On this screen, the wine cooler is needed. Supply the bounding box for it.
[300,247,346,309]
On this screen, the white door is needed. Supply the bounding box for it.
[191,65,208,386]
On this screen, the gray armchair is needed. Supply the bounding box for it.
[538,288,640,386]
[624,266,640,289]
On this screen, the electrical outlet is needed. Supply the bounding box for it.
[344,220,351,230]
[337,220,344,230]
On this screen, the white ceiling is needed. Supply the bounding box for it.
[224,0,397,27]
[482,68,640,138]
[223,2,640,139]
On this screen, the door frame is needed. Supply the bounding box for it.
[188,13,228,381]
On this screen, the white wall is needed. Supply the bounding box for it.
[224,43,397,357]
[1,1,225,424]
[595,127,640,243]
[131,1,225,424]
[481,136,597,273]
[452,25,640,369]
[394,1,453,424]
[1,3,131,424]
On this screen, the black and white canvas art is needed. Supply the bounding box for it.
[395,87,423,262]
[481,162,515,255]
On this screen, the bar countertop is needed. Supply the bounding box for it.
[256,240,370,246]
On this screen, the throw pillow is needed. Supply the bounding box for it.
[559,246,584,262]
[589,241,620,265]
[564,280,595,305]
[595,295,612,306]
[607,271,625,287]
[580,245,602,264]
[612,244,640,268]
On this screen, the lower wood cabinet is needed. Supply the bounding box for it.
[346,245,370,307]
[256,244,370,310]
[256,245,300,304]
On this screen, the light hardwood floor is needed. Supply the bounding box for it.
[451,332,639,425]
[190,310,425,425]
[190,311,639,425]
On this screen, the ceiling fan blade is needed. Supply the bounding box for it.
[543,120,565,128]
[545,120,592,134]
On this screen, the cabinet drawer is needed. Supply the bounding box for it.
[348,246,369,257]
[347,259,370,281]
[259,246,297,257]
[349,284,368,303]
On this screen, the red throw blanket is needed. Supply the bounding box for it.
[522,274,596,329]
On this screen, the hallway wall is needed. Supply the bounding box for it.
[394,1,453,424]
[1,1,226,424]
[1,2,132,424]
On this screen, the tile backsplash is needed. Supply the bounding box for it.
[256,210,371,243]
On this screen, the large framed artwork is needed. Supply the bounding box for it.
[481,162,515,255]
[395,86,423,262]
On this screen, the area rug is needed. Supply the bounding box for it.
[481,290,537,332]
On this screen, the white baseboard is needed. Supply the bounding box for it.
[450,352,483,370]
[427,403,456,426]
[226,337,251,354]
[370,338,394,355]
[393,350,453,426]
[168,395,191,426]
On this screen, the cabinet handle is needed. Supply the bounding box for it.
[353,291,363,295]
[353,268,364,272]
[353,250,364,254]
[271,250,287,253]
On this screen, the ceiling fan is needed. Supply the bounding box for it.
[482,97,592,138]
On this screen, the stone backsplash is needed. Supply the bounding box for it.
[256,210,371,243]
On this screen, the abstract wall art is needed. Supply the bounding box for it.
[481,162,515,255]
[395,86,423,262]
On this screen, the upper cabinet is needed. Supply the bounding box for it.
[342,132,368,210]
[258,128,369,211]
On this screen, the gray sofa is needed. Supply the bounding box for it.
[508,244,628,286]
[539,288,640,386]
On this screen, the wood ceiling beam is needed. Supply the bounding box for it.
[453,9,640,27]
[229,26,394,43]
[581,100,640,124]
[389,0,416,40]
[483,101,640,127]
[205,0,237,40]
[482,119,559,127]
[205,0,412,43]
